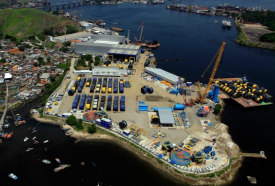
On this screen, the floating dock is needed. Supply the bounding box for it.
[215,77,273,108]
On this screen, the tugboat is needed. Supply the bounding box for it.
[8,173,18,180]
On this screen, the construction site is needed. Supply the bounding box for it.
[43,42,244,174]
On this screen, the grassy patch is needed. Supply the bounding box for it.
[235,21,249,45]
[174,168,182,174]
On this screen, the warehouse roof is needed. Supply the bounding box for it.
[158,109,175,124]
[107,49,138,56]
[145,67,184,84]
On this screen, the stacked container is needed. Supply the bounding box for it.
[86,95,92,110]
[86,78,91,87]
[72,94,80,109]
[113,95,119,111]
[119,82,124,93]
[107,95,112,111]
[68,80,79,96]
[100,95,106,110]
[108,78,112,93]
[120,95,125,111]
[78,77,86,93]
[93,95,99,110]
[90,78,97,93]
[96,78,102,93]
[79,94,87,110]
[113,78,118,93]
[95,118,112,129]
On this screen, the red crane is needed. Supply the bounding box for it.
[178,77,193,107]
[135,22,144,45]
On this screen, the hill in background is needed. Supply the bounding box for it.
[0,8,81,37]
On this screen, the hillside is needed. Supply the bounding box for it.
[0,8,81,37]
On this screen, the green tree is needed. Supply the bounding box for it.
[47,56,51,63]
[214,104,222,114]
[60,47,69,53]
[19,46,24,51]
[87,124,97,134]
[0,58,6,62]
[76,119,83,130]
[33,62,38,67]
[94,56,101,66]
[28,35,35,40]
[66,115,77,126]
[63,41,71,46]
[66,25,79,34]
[50,76,56,82]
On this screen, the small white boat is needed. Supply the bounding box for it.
[8,173,18,180]
[33,140,39,145]
[24,137,28,142]
[44,140,49,144]
[32,130,37,134]
[26,148,33,152]
[32,136,36,140]
[55,158,61,163]
[42,159,51,164]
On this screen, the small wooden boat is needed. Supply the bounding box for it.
[26,148,33,152]
[33,140,39,145]
[247,176,257,184]
[44,140,49,144]
[110,26,124,32]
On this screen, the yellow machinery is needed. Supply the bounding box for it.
[129,124,146,141]
[119,65,123,69]
[151,115,159,124]
[197,42,226,102]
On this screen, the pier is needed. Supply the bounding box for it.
[240,151,267,159]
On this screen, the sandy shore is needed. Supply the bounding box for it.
[32,113,243,185]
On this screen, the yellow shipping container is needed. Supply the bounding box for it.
[86,82,90,87]
[86,104,90,109]
[77,77,81,80]
[72,87,76,91]
[102,87,106,93]
[108,88,112,93]
[119,65,123,69]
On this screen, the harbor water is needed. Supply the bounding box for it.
[1,1,275,185]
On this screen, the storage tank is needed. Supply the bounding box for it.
[147,87,154,94]
[174,104,185,110]
[212,85,220,102]
[68,89,75,96]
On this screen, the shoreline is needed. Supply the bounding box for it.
[32,113,243,185]
[235,20,275,50]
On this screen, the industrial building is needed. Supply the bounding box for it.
[92,67,128,76]
[158,109,175,127]
[144,67,184,85]
[73,35,141,62]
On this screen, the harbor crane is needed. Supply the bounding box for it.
[135,22,144,45]
[197,42,226,102]
[70,10,84,21]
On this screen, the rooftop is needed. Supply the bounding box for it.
[158,109,175,124]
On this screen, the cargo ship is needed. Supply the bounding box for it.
[215,76,272,108]
[110,27,124,32]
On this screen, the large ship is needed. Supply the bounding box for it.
[222,19,232,28]
[152,0,165,4]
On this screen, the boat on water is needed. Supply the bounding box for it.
[3,133,8,139]
[3,123,11,128]
[247,176,257,184]
[110,26,124,32]
[33,140,39,145]
[65,131,74,136]
[64,128,71,132]
[152,0,165,4]
[24,137,28,142]
[44,140,49,144]
[32,130,37,134]
[7,132,13,139]
[32,136,36,140]
[26,148,33,152]
[42,159,51,164]
[54,164,71,172]
[8,173,18,180]
[55,158,61,163]
[222,19,232,28]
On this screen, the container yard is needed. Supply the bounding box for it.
[43,43,269,176]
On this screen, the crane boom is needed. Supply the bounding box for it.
[199,42,226,102]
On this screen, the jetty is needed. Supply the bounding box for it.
[240,151,267,159]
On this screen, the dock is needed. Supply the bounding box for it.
[0,84,8,131]
[240,151,267,159]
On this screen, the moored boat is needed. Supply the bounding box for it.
[26,148,33,152]
[110,26,124,32]
[42,159,51,164]
[44,140,49,144]
[7,132,13,139]
[55,158,61,163]
[24,137,28,142]
[247,176,257,184]
[8,173,18,180]
[33,140,39,145]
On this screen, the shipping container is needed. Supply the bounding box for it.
[78,87,82,93]
[108,88,112,93]
[87,96,92,104]
[95,95,99,99]
[113,104,118,111]
[119,87,124,93]
[102,87,106,93]
[120,103,125,111]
